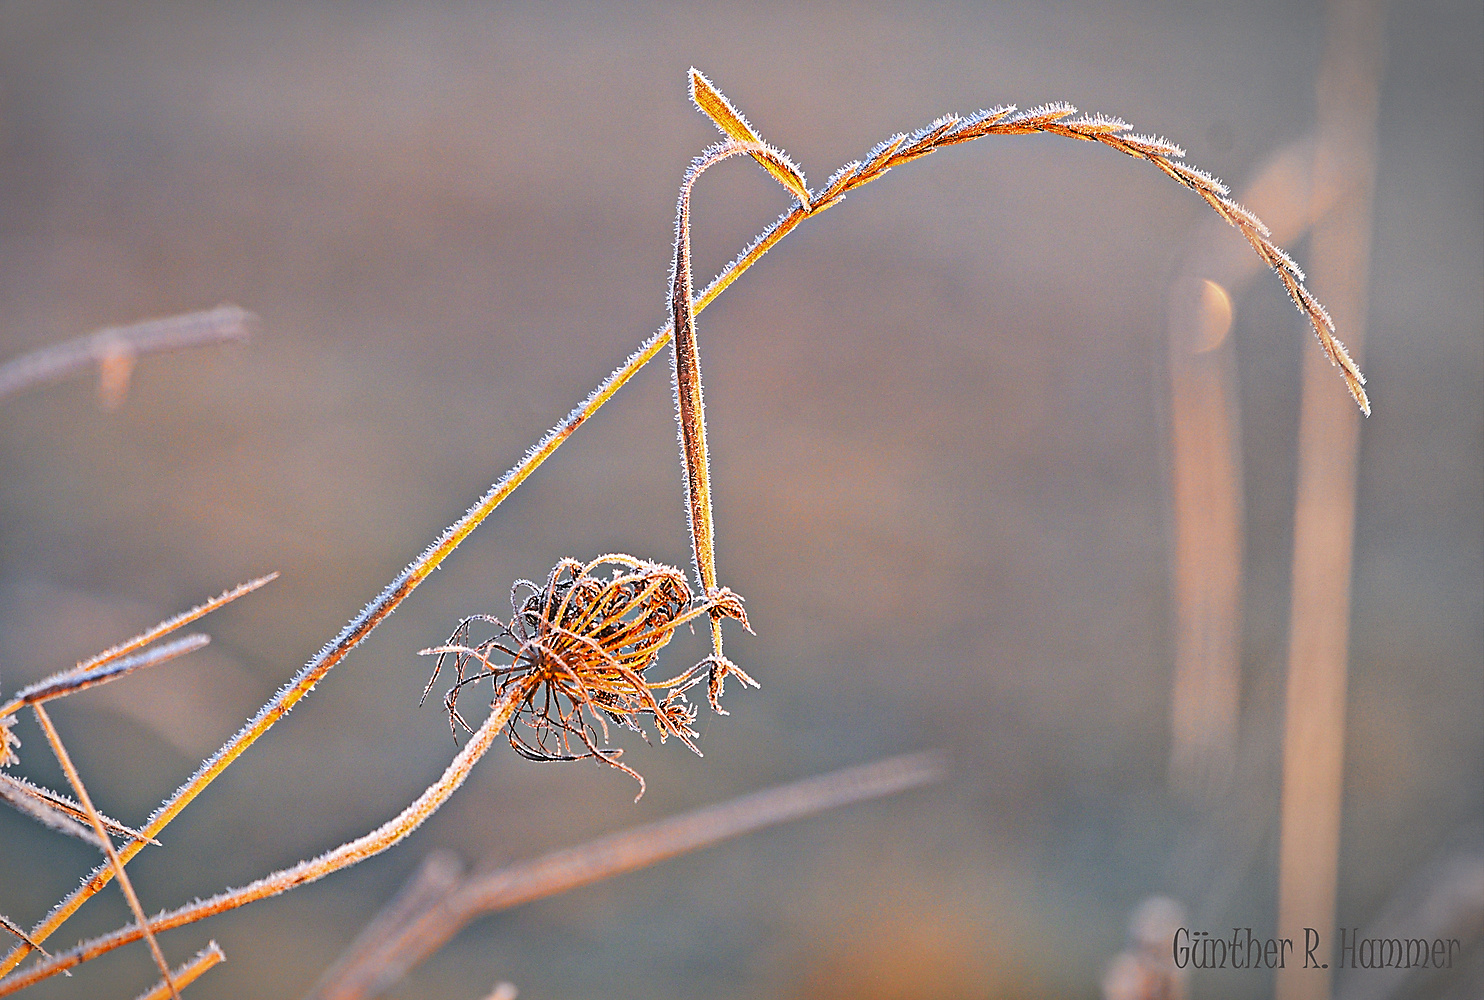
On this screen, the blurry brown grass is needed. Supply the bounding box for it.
[1277,2,1387,998]
[0,68,1362,997]
[0,306,254,409]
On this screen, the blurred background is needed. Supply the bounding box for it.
[0,1,1478,998]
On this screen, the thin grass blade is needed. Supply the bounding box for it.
[14,634,210,707]
[0,575,274,720]
[0,915,46,959]
[0,773,157,845]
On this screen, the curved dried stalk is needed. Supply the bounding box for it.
[669,138,794,706]
[0,675,542,995]
[0,306,254,405]
[2,70,1365,984]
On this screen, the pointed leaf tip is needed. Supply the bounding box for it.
[688,68,811,209]
[690,68,754,140]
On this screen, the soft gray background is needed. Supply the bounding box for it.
[0,1,1478,998]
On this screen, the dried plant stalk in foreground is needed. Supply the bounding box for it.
[0,577,271,993]
[31,704,181,999]
[666,137,799,710]
[0,673,542,993]
[424,555,753,797]
[2,67,1367,994]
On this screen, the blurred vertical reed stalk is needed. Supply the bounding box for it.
[1166,271,1244,801]
[1165,134,1340,805]
[1276,2,1387,999]
[1157,136,1335,916]
[1137,133,1331,1000]
[1166,125,1354,798]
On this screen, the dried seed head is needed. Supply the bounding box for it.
[421,555,755,797]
